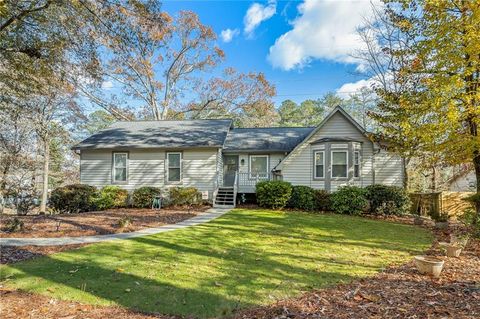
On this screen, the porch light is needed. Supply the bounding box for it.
[240,159,245,166]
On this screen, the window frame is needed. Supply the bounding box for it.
[249,154,269,179]
[314,151,325,179]
[166,152,182,183]
[354,150,361,178]
[112,152,128,184]
[331,150,348,179]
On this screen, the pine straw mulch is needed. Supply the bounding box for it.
[0,218,479,319]
[0,244,88,264]
[0,289,175,319]
[0,206,209,238]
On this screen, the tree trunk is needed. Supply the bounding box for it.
[473,151,480,225]
[39,137,50,213]
[431,166,437,192]
[402,157,409,190]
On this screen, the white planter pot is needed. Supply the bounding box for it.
[414,256,444,278]
[446,245,462,257]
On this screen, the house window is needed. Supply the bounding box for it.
[113,152,128,183]
[250,155,269,178]
[314,151,324,178]
[331,151,348,178]
[354,151,361,178]
[167,152,181,182]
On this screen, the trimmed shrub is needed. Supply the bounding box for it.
[49,184,97,213]
[256,180,292,209]
[168,187,201,206]
[365,184,411,215]
[132,187,162,208]
[3,217,24,232]
[288,185,316,211]
[331,186,368,215]
[314,189,332,211]
[94,186,128,210]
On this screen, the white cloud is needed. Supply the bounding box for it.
[244,0,277,36]
[336,78,374,98]
[220,28,240,43]
[268,0,380,70]
[101,80,113,89]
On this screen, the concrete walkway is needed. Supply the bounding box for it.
[0,208,231,247]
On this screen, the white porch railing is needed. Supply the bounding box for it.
[237,172,272,188]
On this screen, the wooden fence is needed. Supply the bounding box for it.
[409,191,475,219]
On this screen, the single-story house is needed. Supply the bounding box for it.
[73,106,404,208]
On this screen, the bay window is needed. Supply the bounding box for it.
[314,151,324,178]
[331,151,348,178]
[354,151,361,178]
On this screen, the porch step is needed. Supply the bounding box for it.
[214,187,236,208]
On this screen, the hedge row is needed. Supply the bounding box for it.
[255,181,410,216]
[50,184,201,213]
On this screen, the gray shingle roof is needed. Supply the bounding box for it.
[72,119,233,150]
[223,127,315,153]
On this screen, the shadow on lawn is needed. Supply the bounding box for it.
[5,255,256,318]
[1,210,429,318]
[4,248,358,318]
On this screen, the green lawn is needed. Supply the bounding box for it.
[0,209,432,318]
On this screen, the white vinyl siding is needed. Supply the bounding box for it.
[374,149,404,187]
[80,148,219,198]
[281,111,376,190]
[182,150,217,193]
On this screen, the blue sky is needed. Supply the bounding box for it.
[160,0,374,104]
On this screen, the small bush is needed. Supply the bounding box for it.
[4,217,24,232]
[459,208,480,238]
[314,189,332,211]
[464,193,480,205]
[49,184,97,213]
[4,185,37,215]
[331,186,368,215]
[94,186,128,210]
[256,181,292,209]
[365,184,411,215]
[132,187,162,208]
[168,187,201,206]
[118,216,132,228]
[288,185,316,211]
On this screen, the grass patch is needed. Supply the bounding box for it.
[0,209,432,318]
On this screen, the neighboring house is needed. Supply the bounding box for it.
[73,106,403,207]
[447,169,477,192]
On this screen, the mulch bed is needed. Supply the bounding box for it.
[0,244,88,264]
[0,206,209,238]
[0,216,478,318]
[0,289,176,319]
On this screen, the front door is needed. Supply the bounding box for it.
[223,155,239,186]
